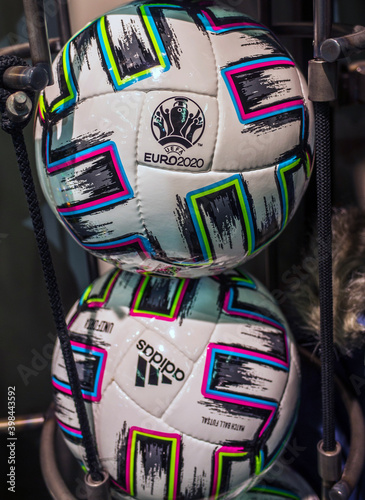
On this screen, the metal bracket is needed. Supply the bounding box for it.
[3,0,53,92]
[321,25,365,62]
[85,471,112,500]
[318,440,343,499]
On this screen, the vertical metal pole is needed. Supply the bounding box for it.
[313,0,332,57]
[55,0,72,45]
[22,0,53,84]
[311,1,342,499]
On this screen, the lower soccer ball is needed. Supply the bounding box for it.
[52,268,300,498]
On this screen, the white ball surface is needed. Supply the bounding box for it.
[35,0,314,278]
[52,268,300,499]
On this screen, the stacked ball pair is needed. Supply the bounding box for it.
[35,1,314,498]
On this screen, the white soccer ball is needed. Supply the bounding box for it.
[52,268,300,499]
[34,0,314,278]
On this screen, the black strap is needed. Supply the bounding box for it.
[0,55,103,481]
[315,101,336,452]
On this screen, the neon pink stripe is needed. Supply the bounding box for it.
[202,10,263,31]
[130,276,147,314]
[48,144,112,173]
[38,103,45,122]
[52,379,72,396]
[202,343,278,437]
[201,344,213,398]
[84,301,104,308]
[84,237,150,259]
[172,279,189,320]
[103,271,120,303]
[126,427,180,496]
[229,59,295,75]
[57,191,128,214]
[258,409,276,436]
[109,147,126,186]
[71,341,107,401]
[223,291,289,368]
[47,144,129,204]
[173,435,181,499]
[110,478,128,493]
[57,419,82,436]
[130,311,175,321]
[225,60,301,121]
[212,446,246,496]
[212,448,219,497]
[130,278,189,321]
[67,311,79,329]
[202,390,275,437]
[223,291,285,332]
[209,342,287,369]
[125,431,132,495]
[228,73,302,120]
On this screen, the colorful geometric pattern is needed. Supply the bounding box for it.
[50,23,87,114]
[228,270,256,289]
[83,235,154,260]
[37,93,46,122]
[201,343,282,437]
[198,9,267,33]
[79,269,121,309]
[223,287,289,366]
[52,340,107,402]
[224,289,287,340]
[263,409,298,473]
[130,275,189,321]
[97,3,181,90]
[255,449,265,475]
[57,418,83,441]
[250,486,300,500]
[45,137,133,216]
[48,2,181,113]
[221,57,304,132]
[186,174,255,263]
[125,427,181,498]
[212,269,257,290]
[276,156,303,229]
[211,446,247,498]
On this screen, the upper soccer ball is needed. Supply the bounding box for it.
[51,268,300,499]
[34,0,314,278]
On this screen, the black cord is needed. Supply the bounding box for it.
[314,101,336,452]
[0,55,103,482]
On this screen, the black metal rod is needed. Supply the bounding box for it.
[55,0,72,45]
[315,101,336,453]
[22,0,53,84]
[313,0,337,462]
[3,65,49,91]
[321,25,365,62]
[0,38,61,58]
[314,0,332,57]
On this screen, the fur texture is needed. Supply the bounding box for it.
[286,207,365,353]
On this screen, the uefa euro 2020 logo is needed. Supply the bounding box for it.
[151,97,205,155]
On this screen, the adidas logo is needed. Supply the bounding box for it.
[135,339,185,387]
